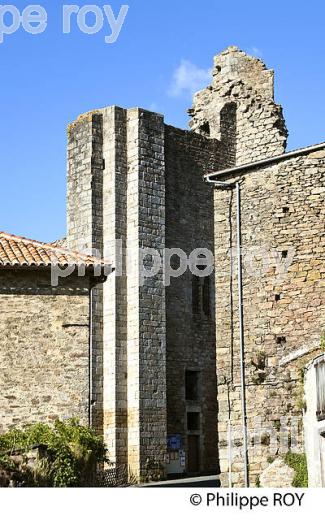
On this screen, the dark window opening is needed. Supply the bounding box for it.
[220,102,237,166]
[199,121,210,137]
[185,370,199,401]
[192,275,211,319]
[187,412,200,431]
[192,276,200,316]
[203,277,211,317]
[316,359,325,421]
[282,250,288,259]
[275,294,281,302]
[282,207,289,214]
[276,336,286,345]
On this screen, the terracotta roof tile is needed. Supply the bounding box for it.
[0,231,110,269]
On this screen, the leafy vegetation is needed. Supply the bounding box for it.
[0,419,108,487]
[284,452,308,487]
[321,333,325,351]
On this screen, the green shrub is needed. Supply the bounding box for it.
[0,419,108,487]
[321,333,325,351]
[284,452,308,487]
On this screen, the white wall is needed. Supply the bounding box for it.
[304,355,325,487]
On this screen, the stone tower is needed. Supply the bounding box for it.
[66,46,289,482]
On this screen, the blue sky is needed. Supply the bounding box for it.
[0,0,324,243]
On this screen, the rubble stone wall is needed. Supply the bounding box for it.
[214,148,325,486]
[189,46,288,166]
[0,270,90,433]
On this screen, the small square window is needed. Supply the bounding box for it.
[185,370,199,401]
[187,412,200,431]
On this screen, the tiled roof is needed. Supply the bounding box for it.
[51,237,67,248]
[0,231,109,269]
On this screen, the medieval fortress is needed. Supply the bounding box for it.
[1,46,325,487]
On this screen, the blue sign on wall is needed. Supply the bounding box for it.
[167,434,182,450]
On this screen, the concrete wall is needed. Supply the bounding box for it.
[0,269,90,433]
[214,148,325,486]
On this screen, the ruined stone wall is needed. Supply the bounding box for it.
[214,147,325,486]
[0,270,90,433]
[164,126,222,474]
[189,46,288,166]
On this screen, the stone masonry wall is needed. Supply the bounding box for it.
[67,113,105,436]
[0,270,90,433]
[164,126,222,474]
[101,106,128,469]
[66,102,235,479]
[66,47,294,483]
[189,46,288,166]
[214,148,325,486]
[67,107,168,481]
[126,108,167,481]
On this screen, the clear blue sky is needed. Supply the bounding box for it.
[0,0,324,243]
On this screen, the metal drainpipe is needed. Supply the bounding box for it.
[205,177,249,487]
[88,272,112,429]
[227,387,232,488]
[236,182,249,487]
[89,283,94,429]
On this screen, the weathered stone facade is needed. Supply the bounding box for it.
[189,46,288,165]
[164,126,221,475]
[0,269,92,432]
[259,458,295,488]
[2,45,323,487]
[212,148,325,486]
[67,107,223,480]
[66,46,325,485]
